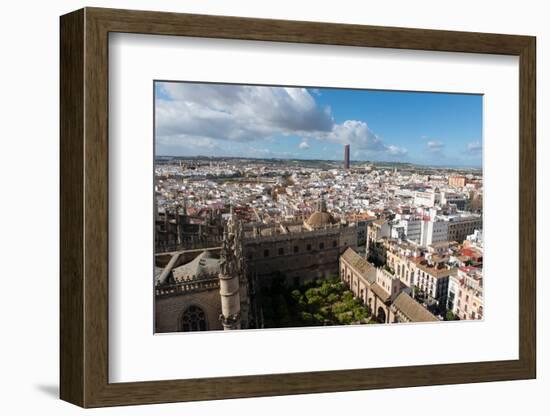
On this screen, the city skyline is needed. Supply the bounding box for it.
[155,81,483,168]
[154,152,483,170]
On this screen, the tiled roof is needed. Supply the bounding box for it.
[341,248,376,284]
[370,282,391,302]
[415,263,457,279]
[392,292,438,322]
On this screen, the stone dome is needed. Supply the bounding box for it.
[306,211,337,228]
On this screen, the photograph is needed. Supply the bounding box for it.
[1,1,541,412]
[153,81,484,332]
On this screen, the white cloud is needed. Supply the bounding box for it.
[386,144,408,156]
[322,120,407,156]
[157,83,333,140]
[327,120,383,150]
[156,82,406,159]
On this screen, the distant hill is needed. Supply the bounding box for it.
[155,155,481,172]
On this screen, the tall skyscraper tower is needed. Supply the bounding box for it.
[344,144,350,169]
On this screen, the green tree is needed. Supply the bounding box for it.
[445,310,459,321]
[261,275,372,328]
[332,302,347,315]
[327,293,339,304]
[304,287,319,300]
[353,306,367,321]
[336,311,354,325]
[290,289,302,302]
[313,313,325,324]
[300,311,313,324]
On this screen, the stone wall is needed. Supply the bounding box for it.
[245,230,350,287]
[155,286,223,333]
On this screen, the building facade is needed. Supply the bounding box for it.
[421,218,449,246]
[446,215,482,243]
[447,266,483,320]
[340,248,437,324]
[243,200,357,288]
[448,175,467,188]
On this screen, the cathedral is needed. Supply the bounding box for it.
[154,202,358,332]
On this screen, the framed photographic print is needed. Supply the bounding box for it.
[60,7,536,408]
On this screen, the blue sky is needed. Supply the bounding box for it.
[155,82,482,168]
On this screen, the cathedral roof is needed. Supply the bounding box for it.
[172,251,220,282]
[306,211,337,228]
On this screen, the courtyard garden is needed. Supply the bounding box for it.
[261,275,375,328]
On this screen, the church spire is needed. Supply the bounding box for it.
[219,211,241,330]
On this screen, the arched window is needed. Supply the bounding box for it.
[181,305,207,332]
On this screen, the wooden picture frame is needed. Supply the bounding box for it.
[60,7,536,408]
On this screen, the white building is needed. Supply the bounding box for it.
[466,229,484,250]
[414,189,440,207]
[411,260,455,310]
[420,218,449,246]
[401,217,422,243]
